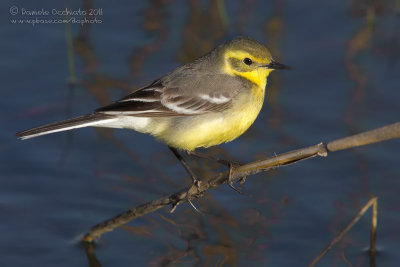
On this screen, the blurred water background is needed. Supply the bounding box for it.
[1,0,400,266]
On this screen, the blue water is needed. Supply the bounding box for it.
[1,0,400,266]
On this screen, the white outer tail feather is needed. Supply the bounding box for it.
[15,114,117,140]
[18,119,116,140]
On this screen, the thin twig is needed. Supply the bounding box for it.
[370,198,378,267]
[308,197,378,267]
[341,251,354,267]
[65,14,76,85]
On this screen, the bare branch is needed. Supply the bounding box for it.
[82,143,327,242]
[327,122,400,152]
[82,121,398,243]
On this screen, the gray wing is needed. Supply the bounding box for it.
[95,67,242,117]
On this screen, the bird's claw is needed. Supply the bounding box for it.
[226,162,247,194]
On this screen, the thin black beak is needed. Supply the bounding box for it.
[265,61,291,70]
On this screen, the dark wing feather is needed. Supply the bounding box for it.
[95,66,243,117]
[95,80,182,116]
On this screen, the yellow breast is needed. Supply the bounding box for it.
[160,80,266,151]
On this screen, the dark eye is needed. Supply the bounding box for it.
[243,57,253,65]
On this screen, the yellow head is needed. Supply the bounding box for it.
[220,36,290,88]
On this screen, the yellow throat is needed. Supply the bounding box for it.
[223,50,273,91]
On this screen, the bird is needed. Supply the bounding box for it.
[16,36,289,190]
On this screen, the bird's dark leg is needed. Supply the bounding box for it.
[186,150,246,193]
[186,150,241,166]
[169,146,199,186]
[169,147,203,212]
[226,162,243,194]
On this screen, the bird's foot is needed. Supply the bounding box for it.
[186,151,247,194]
[224,161,247,194]
[170,178,203,214]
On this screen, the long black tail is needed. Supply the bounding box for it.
[15,113,116,140]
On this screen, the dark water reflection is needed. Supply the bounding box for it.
[2,0,400,266]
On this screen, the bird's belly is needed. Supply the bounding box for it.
[157,93,264,151]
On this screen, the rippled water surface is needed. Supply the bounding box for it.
[2,0,400,266]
